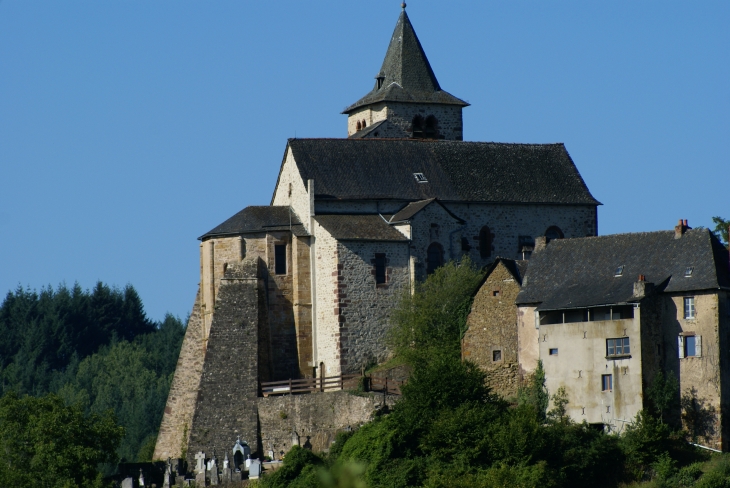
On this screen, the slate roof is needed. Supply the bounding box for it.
[343,10,468,114]
[284,138,600,205]
[314,215,409,242]
[389,198,465,223]
[516,228,730,310]
[200,206,307,240]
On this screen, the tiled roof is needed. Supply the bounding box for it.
[343,10,467,113]
[314,215,409,242]
[286,139,600,205]
[200,206,307,240]
[516,228,730,310]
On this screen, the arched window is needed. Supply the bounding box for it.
[362,119,367,128]
[424,115,438,139]
[356,120,361,131]
[479,226,493,259]
[412,115,424,138]
[545,226,564,242]
[426,243,444,275]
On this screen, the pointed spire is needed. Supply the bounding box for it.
[343,8,468,113]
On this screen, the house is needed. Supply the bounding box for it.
[513,221,730,449]
[462,258,528,399]
[154,5,600,464]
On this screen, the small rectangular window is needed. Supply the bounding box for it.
[684,266,694,277]
[549,348,558,356]
[413,172,428,183]
[607,337,630,357]
[685,335,696,357]
[614,265,624,277]
[492,350,502,362]
[684,297,695,319]
[375,253,386,285]
[492,290,500,297]
[602,374,613,391]
[274,244,287,275]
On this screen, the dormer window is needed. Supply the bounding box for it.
[413,173,428,183]
[376,75,385,89]
[614,265,624,277]
[684,267,694,277]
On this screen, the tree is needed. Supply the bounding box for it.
[388,257,484,363]
[646,370,679,425]
[0,391,123,488]
[518,360,549,423]
[712,216,729,249]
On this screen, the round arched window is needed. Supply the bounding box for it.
[426,242,444,275]
[412,115,424,138]
[424,115,438,139]
[479,226,492,259]
[356,120,362,131]
[545,226,564,242]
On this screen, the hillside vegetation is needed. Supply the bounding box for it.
[255,259,729,488]
[0,283,185,465]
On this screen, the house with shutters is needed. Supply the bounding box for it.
[154,5,601,464]
[510,220,730,449]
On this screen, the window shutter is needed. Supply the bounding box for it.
[534,310,540,329]
[678,336,685,358]
[696,335,702,357]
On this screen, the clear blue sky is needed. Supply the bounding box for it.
[1,1,727,322]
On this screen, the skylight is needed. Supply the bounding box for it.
[684,267,694,277]
[614,265,624,277]
[413,173,428,183]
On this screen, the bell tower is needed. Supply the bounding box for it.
[343,4,469,140]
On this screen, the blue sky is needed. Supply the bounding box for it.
[1,1,727,322]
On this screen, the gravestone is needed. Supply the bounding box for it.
[248,459,262,480]
[209,453,219,485]
[222,453,232,482]
[162,457,173,488]
[121,478,134,488]
[195,451,207,486]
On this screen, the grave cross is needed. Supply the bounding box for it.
[195,451,206,474]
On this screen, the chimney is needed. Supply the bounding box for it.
[633,276,654,298]
[674,219,691,239]
[534,236,548,253]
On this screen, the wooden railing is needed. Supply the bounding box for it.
[260,374,404,397]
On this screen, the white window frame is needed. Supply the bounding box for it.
[678,334,702,358]
[683,297,695,320]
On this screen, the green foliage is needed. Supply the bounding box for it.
[547,386,569,424]
[260,445,324,488]
[388,257,484,363]
[711,217,729,248]
[648,371,680,425]
[620,410,683,478]
[0,391,123,488]
[518,359,549,422]
[694,456,730,488]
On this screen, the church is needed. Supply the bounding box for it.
[154,5,600,466]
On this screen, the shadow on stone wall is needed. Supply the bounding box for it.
[681,387,718,444]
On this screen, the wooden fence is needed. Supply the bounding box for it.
[260,373,403,397]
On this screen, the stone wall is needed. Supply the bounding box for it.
[407,201,465,281]
[258,391,394,458]
[462,261,523,399]
[186,260,262,468]
[200,236,246,339]
[153,288,205,461]
[517,305,539,376]
[292,236,314,378]
[313,222,340,376]
[662,291,724,449]
[336,240,410,373]
[348,102,464,140]
[271,147,311,233]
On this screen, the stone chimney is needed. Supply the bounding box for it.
[633,275,654,298]
[674,219,690,239]
[534,236,548,253]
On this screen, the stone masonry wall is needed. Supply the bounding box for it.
[187,260,262,467]
[347,102,463,140]
[407,201,466,281]
[462,262,522,399]
[336,240,410,373]
[313,222,340,376]
[153,287,205,461]
[347,104,387,136]
[265,232,298,380]
[292,236,314,378]
[271,147,311,233]
[201,236,245,340]
[662,291,724,449]
[258,391,395,458]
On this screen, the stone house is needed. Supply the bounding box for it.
[462,258,527,399]
[513,221,730,449]
[154,6,601,464]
